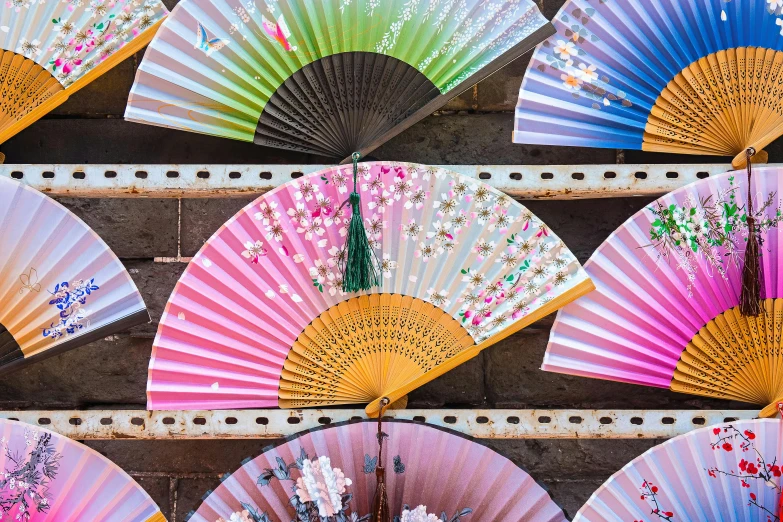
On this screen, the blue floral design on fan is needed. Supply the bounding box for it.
[42,278,100,339]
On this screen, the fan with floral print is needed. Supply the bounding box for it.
[0,418,164,521]
[545,166,783,416]
[574,416,783,521]
[515,0,783,168]
[0,0,167,146]
[0,176,148,375]
[186,419,568,522]
[148,161,593,415]
[125,0,553,161]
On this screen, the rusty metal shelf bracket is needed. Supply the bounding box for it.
[0,163,748,199]
[0,409,760,440]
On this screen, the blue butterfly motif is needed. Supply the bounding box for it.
[194,21,228,57]
[363,454,377,474]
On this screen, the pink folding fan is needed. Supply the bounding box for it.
[187,419,567,522]
[575,417,783,521]
[0,418,164,521]
[148,161,593,415]
[0,176,148,374]
[545,166,783,416]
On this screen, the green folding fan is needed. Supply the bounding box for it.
[125,0,553,160]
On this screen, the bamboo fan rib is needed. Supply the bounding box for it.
[279,294,474,408]
[644,48,783,162]
[0,0,167,145]
[0,176,149,375]
[545,167,783,415]
[189,420,568,522]
[148,162,592,415]
[672,299,783,409]
[575,419,783,521]
[0,419,164,521]
[126,0,553,160]
[0,51,62,136]
[514,0,783,168]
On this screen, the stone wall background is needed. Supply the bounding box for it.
[0,0,775,519]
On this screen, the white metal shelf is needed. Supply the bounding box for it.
[0,409,760,440]
[0,163,744,199]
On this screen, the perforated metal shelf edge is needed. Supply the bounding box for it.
[0,409,761,440]
[0,164,745,199]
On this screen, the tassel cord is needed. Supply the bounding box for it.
[371,398,391,522]
[341,152,380,293]
[740,148,762,316]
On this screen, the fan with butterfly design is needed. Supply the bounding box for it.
[187,419,568,522]
[125,0,554,161]
[0,175,149,374]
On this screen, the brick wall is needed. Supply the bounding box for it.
[0,0,775,519]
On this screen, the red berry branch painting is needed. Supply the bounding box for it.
[707,425,781,522]
[636,480,675,521]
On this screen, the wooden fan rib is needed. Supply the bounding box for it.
[748,51,783,146]
[366,277,596,416]
[0,52,64,134]
[670,299,783,407]
[643,47,783,160]
[277,294,475,408]
[646,62,736,152]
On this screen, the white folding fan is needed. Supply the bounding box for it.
[0,0,168,145]
[125,0,554,161]
[0,176,148,374]
[147,161,593,415]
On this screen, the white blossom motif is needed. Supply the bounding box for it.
[400,505,439,522]
[254,201,280,224]
[295,456,352,518]
[241,240,267,264]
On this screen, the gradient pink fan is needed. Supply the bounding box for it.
[0,419,163,521]
[545,166,783,415]
[187,419,567,522]
[149,162,592,415]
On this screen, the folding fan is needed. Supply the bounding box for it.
[187,419,567,522]
[0,418,164,521]
[125,0,554,161]
[0,176,148,374]
[575,417,783,521]
[0,0,167,145]
[544,166,783,416]
[148,161,593,415]
[514,0,783,168]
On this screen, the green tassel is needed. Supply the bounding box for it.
[341,152,380,293]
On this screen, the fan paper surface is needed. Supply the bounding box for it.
[125,0,553,159]
[0,418,164,521]
[575,418,783,522]
[514,0,783,164]
[545,167,783,412]
[148,161,592,413]
[0,176,148,374]
[188,419,567,522]
[0,0,167,143]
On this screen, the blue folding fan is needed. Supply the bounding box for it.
[514,0,783,167]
